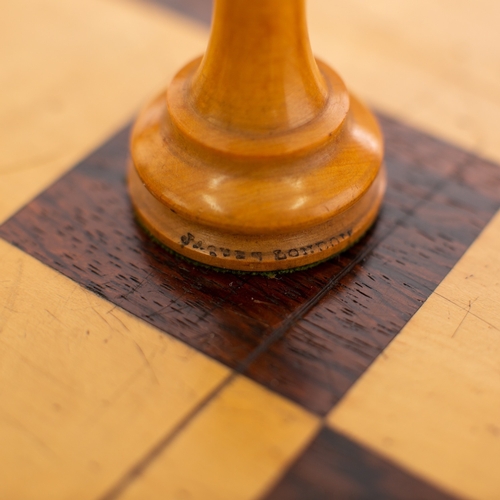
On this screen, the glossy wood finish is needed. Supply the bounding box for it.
[128,0,385,271]
[192,0,327,132]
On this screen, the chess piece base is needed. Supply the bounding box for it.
[128,58,386,271]
[129,162,385,272]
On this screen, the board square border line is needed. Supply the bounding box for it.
[2,1,500,496]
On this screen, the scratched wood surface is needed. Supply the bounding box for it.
[2,115,499,421]
[1,0,500,499]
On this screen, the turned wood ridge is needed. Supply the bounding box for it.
[129,0,386,271]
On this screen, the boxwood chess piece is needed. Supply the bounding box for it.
[128,0,386,271]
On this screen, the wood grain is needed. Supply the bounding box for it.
[308,0,500,166]
[0,239,229,499]
[329,210,500,500]
[265,428,457,500]
[107,377,319,500]
[1,116,498,417]
[244,116,500,414]
[2,0,500,498]
[0,0,206,224]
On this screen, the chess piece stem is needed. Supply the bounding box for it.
[191,0,327,132]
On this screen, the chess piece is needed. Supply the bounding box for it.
[128,0,385,271]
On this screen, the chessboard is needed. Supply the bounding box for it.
[1,1,499,499]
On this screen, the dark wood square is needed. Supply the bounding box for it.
[1,114,499,416]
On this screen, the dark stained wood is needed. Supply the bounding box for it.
[265,427,460,500]
[1,115,499,417]
[142,0,213,24]
[244,116,500,414]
